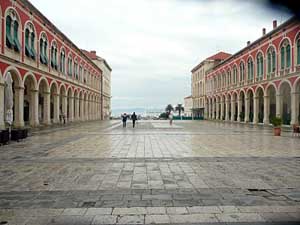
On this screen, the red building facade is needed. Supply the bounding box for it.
[206,18,300,126]
[0,0,103,129]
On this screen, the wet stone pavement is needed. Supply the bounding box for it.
[0,120,299,225]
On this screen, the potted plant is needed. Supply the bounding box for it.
[270,117,282,136]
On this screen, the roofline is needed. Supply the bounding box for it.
[19,0,103,75]
[207,16,297,74]
[97,57,112,72]
[191,59,215,73]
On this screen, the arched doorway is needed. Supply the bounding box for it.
[280,82,291,125]
[239,91,245,122]
[256,87,264,123]
[294,79,300,124]
[247,90,254,122]
[67,88,74,122]
[23,74,38,127]
[267,85,276,122]
[50,82,59,123]
[222,95,226,120]
[59,85,67,123]
[38,79,50,125]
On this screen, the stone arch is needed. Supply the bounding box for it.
[231,91,238,121]
[3,66,22,88]
[239,90,246,122]
[74,89,79,120]
[59,84,67,122]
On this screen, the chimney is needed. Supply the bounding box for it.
[273,20,277,29]
[247,41,251,46]
[262,28,266,36]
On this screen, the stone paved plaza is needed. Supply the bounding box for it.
[0,120,300,225]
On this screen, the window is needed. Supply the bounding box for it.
[240,62,245,82]
[24,23,36,60]
[233,66,237,84]
[83,68,87,83]
[74,60,78,80]
[247,58,254,81]
[6,10,21,52]
[79,66,82,81]
[256,53,264,80]
[60,49,66,74]
[297,38,300,65]
[227,70,231,86]
[39,33,48,65]
[68,56,73,77]
[280,40,291,69]
[267,47,276,75]
[51,42,58,70]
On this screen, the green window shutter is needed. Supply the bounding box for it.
[272,51,276,72]
[25,29,30,57]
[281,47,285,69]
[257,57,260,77]
[286,44,291,68]
[13,21,21,52]
[54,49,58,69]
[51,47,54,68]
[30,33,36,59]
[6,16,14,48]
[297,40,300,65]
[40,40,45,64]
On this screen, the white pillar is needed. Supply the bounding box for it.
[253,96,259,124]
[14,87,25,128]
[69,96,74,122]
[231,99,235,121]
[291,91,299,125]
[263,95,270,125]
[220,100,224,120]
[276,94,282,118]
[237,96,241,122]
[245,97,249,122]
[43,92,51,125]
[53,93,60,124]
[30,89,39,127]
[0,83,5,129]
[80,98,84,121]
[225,98,230,121]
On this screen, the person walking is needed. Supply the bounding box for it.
[122,113,128,128]
[169,111,173,126]
[131,112,137,128]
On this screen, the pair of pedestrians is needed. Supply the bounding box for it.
[122,112,137,128]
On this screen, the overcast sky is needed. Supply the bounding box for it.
[30,0,291,112]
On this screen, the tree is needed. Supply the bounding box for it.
[159,112,168,119]
[175,104,184,117]
[165,104,174,113]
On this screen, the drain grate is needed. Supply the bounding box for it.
[81,201,96,207]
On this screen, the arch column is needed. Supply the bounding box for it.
[69,96,74,122]
[85,100,89,121]
[30,89,39,127]
[75,97,80,121]
[225,97,230,121]
[263,95,270,124]
[0,83,5,129]
[231,98,235,121]
[216,100,219,120]
[276,94,282,118]
[43,91,51,125]
[80,98,84,121]
[291,91,299,125]
[253,96,259,124]
[53,93,60,124]
[14,87,25,128]
[220,100,224,120]
[245,97,249,122]
[237,96,242,122]
[62,94,67,121]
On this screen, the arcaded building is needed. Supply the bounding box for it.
[0,0,106,129]
[82,50,112,120]
[191,52,231,118]
[206,18,300,126]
